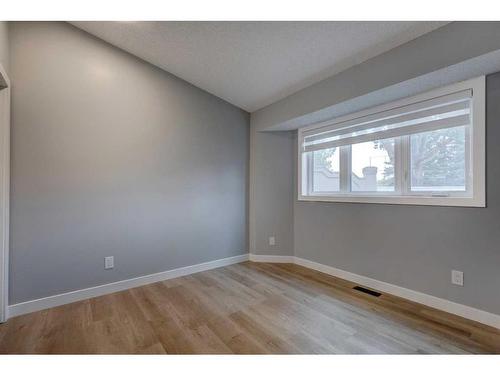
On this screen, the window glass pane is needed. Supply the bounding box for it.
[351,139,395,192]
[410,126,466,192]
[312,147,340,192]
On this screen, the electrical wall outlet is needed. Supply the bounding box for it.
[269,236,276,246]
[104,256,114,270]
[451,270,464,286]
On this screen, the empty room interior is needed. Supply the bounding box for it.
[2,20,500,355]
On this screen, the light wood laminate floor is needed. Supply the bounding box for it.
[1,262,499,354]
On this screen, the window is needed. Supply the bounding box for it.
[298,76,485,207]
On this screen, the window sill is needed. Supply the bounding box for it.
[297,194,485,207]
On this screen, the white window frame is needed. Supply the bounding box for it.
[0,63,10,323]
[297,76,486,207]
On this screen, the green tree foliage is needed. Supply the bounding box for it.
[373,139,395,186]
[410,127,465,187]
[375,126,465,188]
[313,148,337,171]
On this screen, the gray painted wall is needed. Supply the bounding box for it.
[9,22,249,304]
[294,73,500,315]
[0,22,8,75]
[249,129,294,256]
[254,74,500,316]
[251,80,500,314]
[251,74,500,315]
[252,22,500,131]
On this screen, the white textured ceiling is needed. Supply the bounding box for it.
[71,21,448,112]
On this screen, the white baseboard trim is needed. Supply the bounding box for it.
[7,253,249,319]
[8,252,500,330]
[249,253,295,263]
[250,253,500,330]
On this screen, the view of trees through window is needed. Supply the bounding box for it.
[312,147,340,192]
[311,126,466,192]
[410,126,466,191]
[313,148,337,170]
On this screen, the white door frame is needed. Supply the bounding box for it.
[0,63,10,323]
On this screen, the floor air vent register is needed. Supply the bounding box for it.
[353,286,382,297]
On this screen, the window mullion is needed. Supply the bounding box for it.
[465,125,472,195]
[400,135,410,195]
[339,145,350,193]
[394,137,402,195]
[306,152,313,195]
